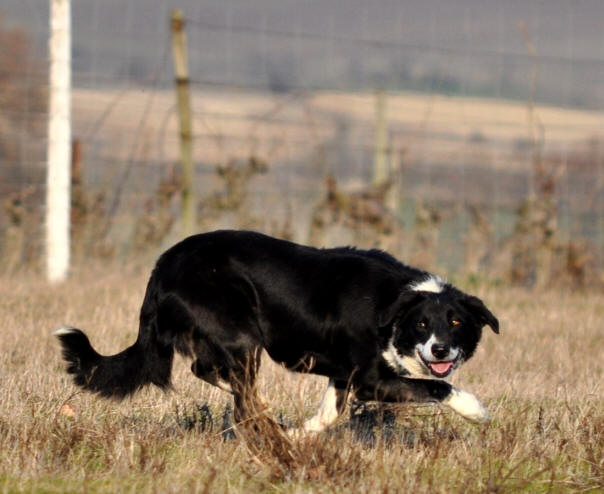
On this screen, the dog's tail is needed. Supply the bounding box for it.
[53,279,174,399]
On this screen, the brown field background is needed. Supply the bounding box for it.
[0,263,602,493]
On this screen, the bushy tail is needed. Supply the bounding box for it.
[54,325,174,399]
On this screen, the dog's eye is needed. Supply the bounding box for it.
[451,318,461,327]
[417,321,426,329]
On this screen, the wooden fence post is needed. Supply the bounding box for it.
[171,9,196,236]
[373,89,389,186]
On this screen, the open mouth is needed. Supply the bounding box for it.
[418,352,457,378]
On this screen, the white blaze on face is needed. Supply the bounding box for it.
[408,274,446,294]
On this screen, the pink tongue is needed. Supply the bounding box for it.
[430,361,453,374]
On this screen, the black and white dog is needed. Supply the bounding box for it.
[55,230,498,433]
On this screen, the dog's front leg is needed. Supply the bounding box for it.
[303,379,348,432]
[358,378,489,423]
[289,379,348,438]
[442,386,489,423]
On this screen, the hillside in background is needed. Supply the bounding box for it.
[3,0,604,108]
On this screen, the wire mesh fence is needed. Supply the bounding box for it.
[1,0,603,285]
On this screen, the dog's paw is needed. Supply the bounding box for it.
[443,387,489,423]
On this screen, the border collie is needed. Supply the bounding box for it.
[55,230,498,433]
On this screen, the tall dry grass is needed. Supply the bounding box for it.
[0,263,602,493]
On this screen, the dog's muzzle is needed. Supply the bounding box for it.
[417,349,460,378]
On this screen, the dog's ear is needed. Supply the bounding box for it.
[462,295,499,334]
[378,290,424,328]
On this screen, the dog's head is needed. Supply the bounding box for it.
[380,276,499,379]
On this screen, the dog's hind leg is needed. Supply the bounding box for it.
[190,333,251,394]
[228,346,268,424]
[230,347,297,466]
[191,359,232,393]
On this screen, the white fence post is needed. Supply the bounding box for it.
[46,0,72,282]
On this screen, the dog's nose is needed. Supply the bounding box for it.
[431,343,450,359]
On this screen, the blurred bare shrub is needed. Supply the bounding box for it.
[70,140,114,258]
[497,150,603,287]
[408,201,459,271]
[464,203,494,277]
[200,156,268,215]
[309,175,400,249]
[0,17,47,167]
[131,165,180,252]
[1,187,41,271]
[198,155,269,231]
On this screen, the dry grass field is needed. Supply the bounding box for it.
[0,261,602,493]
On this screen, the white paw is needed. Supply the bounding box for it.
[443,388,489,423]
